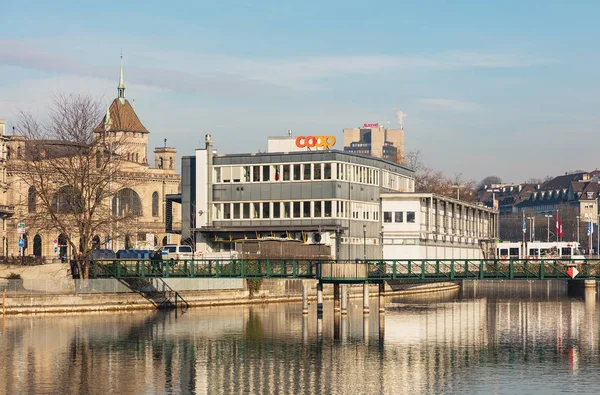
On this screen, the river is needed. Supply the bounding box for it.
[0,281,599,394]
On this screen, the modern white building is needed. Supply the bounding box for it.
[181,134,415,260]
[382,193,499,260]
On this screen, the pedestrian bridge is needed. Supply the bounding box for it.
[90,258,600,282]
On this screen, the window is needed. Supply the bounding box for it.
[224,204,231,219]
[243,166,251,182]
[112,188,142,216]
[274,165,280,181]
[384,212,392,223]
[314,201,322,217]
[395,212,403,223]
[283,202,290,218]
[152,191,159,217]
[215,167,221,182]
[243,203,250,219]
[213,204,222,219]
[529,249,539,256]
[293,164,301,180]
[233,203,240,219]
[273,202,280,218]
[262,165,270,181]
[253,202,260,218]
[293,202,301,218]
[324,201,332,217]
[283,165,290,181]
[406,211,415,223]
[262,202,270,218]
[509,248,520,257]
[28,186,37,213]
[303,164,311,180]
[324,163,332,179]
[253,166,260,182]
[303,201,311,217]
[314,163,321,180]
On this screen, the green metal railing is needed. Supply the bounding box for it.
[90,258,600,282]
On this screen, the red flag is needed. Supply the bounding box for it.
[560,219,563,240]
[556,211,559,239]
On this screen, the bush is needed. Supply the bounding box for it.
[7,272,22,280]
[246,278,263,297]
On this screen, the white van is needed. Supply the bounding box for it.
[161,245,194,261]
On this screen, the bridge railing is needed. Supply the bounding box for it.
[89,258,600,281]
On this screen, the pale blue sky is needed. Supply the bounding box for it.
[1,1,600,182]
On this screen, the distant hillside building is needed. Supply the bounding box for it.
[343,123,404,165]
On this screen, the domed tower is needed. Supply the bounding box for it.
[94,55,149,164]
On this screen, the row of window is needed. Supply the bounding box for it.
[213,161,413,191]
[383,211,416,224]
[26,186,161,217]
[212,200,380,221]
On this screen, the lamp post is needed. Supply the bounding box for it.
[545,215,552,242]
[363,224,367,261]
[576,215,580,244]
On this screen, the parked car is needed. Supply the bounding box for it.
[160,245,194,261]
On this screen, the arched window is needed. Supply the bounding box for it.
[159,157,163,169]
[135,153,139,162]
[112,188,142,216]
[124,234,132,249]
[51,186,83,214]
[162,236,168,246]
[27,186,37,213]
[152,191,159,217]
[6,146,10,160]
[127,153,130,161]
[17,146,21,159]
[92,235,101,248]
[33,234,42,257]
[153,235,158,247]
[169,157,173,169]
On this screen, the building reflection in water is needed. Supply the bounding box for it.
[0,281,598,394]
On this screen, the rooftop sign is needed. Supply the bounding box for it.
[363,123,379,128]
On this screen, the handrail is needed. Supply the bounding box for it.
[90,258,600,282]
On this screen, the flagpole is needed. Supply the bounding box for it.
[522,211,526,258]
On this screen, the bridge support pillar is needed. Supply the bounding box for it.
[317,281,324,317]
[302,282,309,315]
[584,280,596,289]
[333,283,340,313]
[378,282,385,313]
[341,285,348,315]
[363,283,370,314]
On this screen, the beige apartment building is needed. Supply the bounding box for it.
[343,123,404,164]
[3,61,181,261]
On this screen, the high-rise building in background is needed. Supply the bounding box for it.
[343,123,404,164]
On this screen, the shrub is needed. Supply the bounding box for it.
[246,278,263,297]
[7,272,22,280]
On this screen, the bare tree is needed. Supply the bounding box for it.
[13,93,138,278]
[478,175,502,190]
[405,150,476,201]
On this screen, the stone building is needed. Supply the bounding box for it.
[3,60,181,261]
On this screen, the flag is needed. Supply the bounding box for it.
[556,211,559,238]
[588,218,594,236]
[560,219,563,240]
[523,215,527,233]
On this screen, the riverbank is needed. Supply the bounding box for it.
[0,263,460,315]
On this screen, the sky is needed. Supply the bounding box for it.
[1,0,600,183]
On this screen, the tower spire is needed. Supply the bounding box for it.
[118,53,125,99]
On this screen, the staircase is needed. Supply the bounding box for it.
[120,277,190,312]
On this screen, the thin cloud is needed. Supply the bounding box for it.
[0,39,551,94]
[419,98,482,112]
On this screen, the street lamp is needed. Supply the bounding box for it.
[576,215,580,244]
[363,224,367,261]
[545,214,553,242]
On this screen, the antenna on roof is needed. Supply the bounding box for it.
[288,129,292,137]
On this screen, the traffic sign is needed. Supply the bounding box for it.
[54,247,58,253]
[568,267,579,279]
[18,238,25,248]
[17,223,25,234]
[53,239,58,246]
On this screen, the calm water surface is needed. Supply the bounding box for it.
[1,281,600,394]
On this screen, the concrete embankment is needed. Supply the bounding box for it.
[0,264,460,314]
